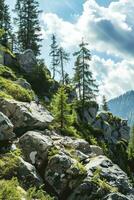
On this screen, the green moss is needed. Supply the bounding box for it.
[72,161,87,176]
[0,91,13,99]
[0,178,53,200]
[0,149,21,179]
[0,65,17,80]
[0,77,34,102]
[65,146,81,162]
[48,147,60,160]
[0,178,22,200]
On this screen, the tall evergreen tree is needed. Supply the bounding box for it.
[51,86,75,134]
[49,34,59,79]
[128,125,134,159]
[58,47,69,85]
[73,40,98,107]
[102,95,109,111]
[0,0,12,47]
[73,56,81,100]
[14,0,42,56]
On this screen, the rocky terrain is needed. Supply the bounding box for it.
[0,49,133,199]
[0,97,133,199]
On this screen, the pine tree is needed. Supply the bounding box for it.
[73,40,98,107]
[128,125,134,159]
[49,34,59,79]
[73,56,81,100]
[14,0,42,56]
[58,47,69,85]
[51,86,75,135]
[64,73,71,85]
[0,0,12,47]
[102,95,109,111]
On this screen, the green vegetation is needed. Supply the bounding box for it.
[0,0,12,47]
[128,125,134,159]
[49,34,59,79]
[14,0,42,56]
[92,168,118,193]
[0,91,13,99]
[0,178,54,200]
[57,47,70,85]
[48,147,60,160]
[26,187,54,200]
[0,149,21,179]
[0,76,34,102]
[102,95,109,111]
[0,65,16,80]
[51,86,78,137]
[23,61,56,98]
[0,178,22,200]
[73,40,98,109]
[72,161,87,176]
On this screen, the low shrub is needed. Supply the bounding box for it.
[0,149,21,179]
[0,178,22,200]
[26,187,54,200]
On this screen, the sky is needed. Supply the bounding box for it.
[6,0,134,102]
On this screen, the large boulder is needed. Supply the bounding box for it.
[18,131,53,166]
[85,156,134,196]
[15,78,32,90]
[0,99,53,134]
[0,112,15,141]
[104,193,130,200]
[76,101,98,124]
[17,157,43,189]
[92,112,130,144]
[90,145,104,156]
[18,49,37,73]
[68,155,134,200]
[45,153,87,198]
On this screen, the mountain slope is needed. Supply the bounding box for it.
[108,90,134,126]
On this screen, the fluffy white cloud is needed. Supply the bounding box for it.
[41,0,134,100]
[91,56,134,102]
[42,0,134,58]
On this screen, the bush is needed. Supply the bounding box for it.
[0,178,54,200]
[0,178,22,200]
[26,187,54,200]
[0,149,21,179]
[0,77,34,102]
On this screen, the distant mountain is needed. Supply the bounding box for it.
[108,90,134,126]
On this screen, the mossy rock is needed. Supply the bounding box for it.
[0,77,34,102]
[0,65,17,80]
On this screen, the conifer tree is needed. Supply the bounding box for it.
[51,86,75,134]
[128,125,134,159]
[49,34,59,79]
[64,73,71,85]
[73,40,98,107]
[14,0,42,56]
[0,0,12,47]
[58,47,69,85]
[73,56,81,100]
[102,95,109,111]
